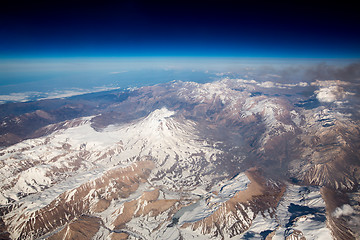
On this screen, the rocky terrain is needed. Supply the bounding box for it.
[0,74,359,239]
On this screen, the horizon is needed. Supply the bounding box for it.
[1,57,359,104]
[1,0,360,102]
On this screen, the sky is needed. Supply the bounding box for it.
[1,0,360,59]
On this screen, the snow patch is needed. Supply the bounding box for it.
[174,173,250,225]
[13,167,51,197]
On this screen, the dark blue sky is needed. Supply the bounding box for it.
[1,0,359,58]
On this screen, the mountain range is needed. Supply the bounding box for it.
[0,76,359,239]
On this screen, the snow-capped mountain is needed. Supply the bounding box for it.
[0,78,359,239]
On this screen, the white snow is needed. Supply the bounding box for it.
[272,184,333,240]
[235,184,333,240]
[175,173,250,225]
[239,211,278,239]
[13,166,51,196]
[0,107,226,239]
[242,97,295,149]
[0,107,220,203]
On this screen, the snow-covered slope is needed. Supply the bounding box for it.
[0,108,221,205]
[1,78,359,240]
[242,184,332,240]
[0,107,225,239]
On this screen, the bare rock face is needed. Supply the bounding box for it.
[3,161,154,239]
[182,168,285,238]
[48,215,101,240]
[111,188,179,230]
[293,108,360,191]
[321,187,358,240]
[0,78,359,239]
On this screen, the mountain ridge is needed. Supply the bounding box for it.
[0,78,359,239]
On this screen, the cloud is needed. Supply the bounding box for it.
[215,72,232,76]
[233,79,257,84]
[312,80,355,103]
[0,92,39,104]
[221,78,309,90]
[281,82,309,87]
[315,85,347,103]
[109,71,127,74]
[255,80,308,89]
[311,80,351,87]
[332,204,355,218]
[256,81,275,88]
[0,86,121,104]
